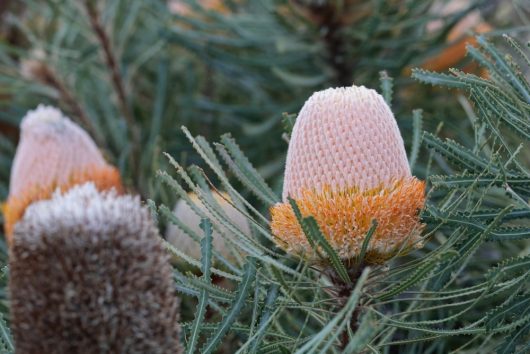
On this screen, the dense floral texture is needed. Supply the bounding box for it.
[9,183,182,354]
[271,86,425,263]
[2,105,122,240]
[166,191,249,262]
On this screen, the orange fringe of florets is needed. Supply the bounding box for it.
[2,165,123,243]
[270,178,426,264]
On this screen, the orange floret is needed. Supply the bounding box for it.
[270,178,426,264]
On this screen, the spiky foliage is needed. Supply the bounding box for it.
[10,183,182,354]
[166,191,250,262]
[0,0,484,199]
[149,36,530,353]
[0,0,527,353]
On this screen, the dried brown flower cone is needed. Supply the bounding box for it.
[9,183,182,354]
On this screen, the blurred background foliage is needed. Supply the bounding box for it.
[1,0,530,353]
[0,0,523,203]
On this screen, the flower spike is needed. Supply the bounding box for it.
[3,105,122,241]
[271,86,426,263]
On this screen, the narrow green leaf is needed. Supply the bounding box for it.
[487,254,530,283]
[430,174,508,189]
[412,69,468,89]
[379,71,393,107]
[0,312,13,353]
[146,199,158,224]
[249,283,280,354]
[354,220,377,272]
[216,135,279,206]
[186,289,209,354]
[409,109,423,170]
[496,321,530,354]
[186,219,214,354]
[486,293,530,333]
[282,112,296,136]
[377,250,458,301]
[200,218,213,280]
[342,312,378,354]
[477,36,530,103]
[288,197,351,285]
[423,133,495,173]
[201,257,258,354]
[220,134,278,205]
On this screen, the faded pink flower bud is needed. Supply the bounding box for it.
[271,86,425,263]
[166,191,249,262]
[3,105,122,240]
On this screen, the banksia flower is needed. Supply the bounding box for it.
[404,2,492,76]
[419,19,492,74]
[270,86,426,264]
[2,105,122,241]
[166,191,249,262]
[10,183,182,354]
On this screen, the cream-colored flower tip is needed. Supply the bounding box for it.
[3,105,122,241]
[10,183,182,354]
[10,105,107,196]
[166,191,249,262]
[271,86,426,264]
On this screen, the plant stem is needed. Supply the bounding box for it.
[326,263,366,350]
[293,0,354,85]
[84,1,142,191]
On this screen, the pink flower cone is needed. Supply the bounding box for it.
[271,86,425,263]
[3,105,122,241]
